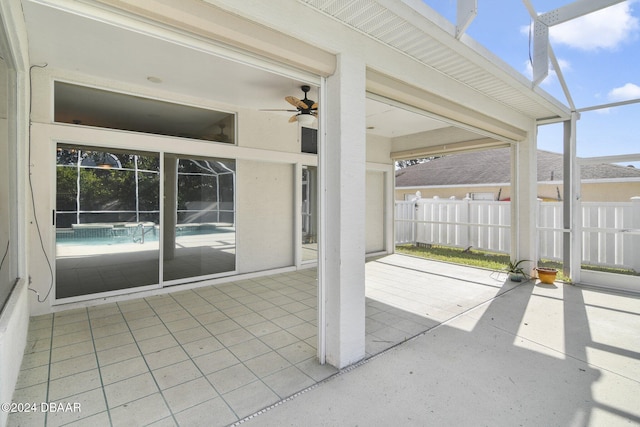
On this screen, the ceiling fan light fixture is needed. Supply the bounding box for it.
[296,113,316,126]
[262,85,319,125]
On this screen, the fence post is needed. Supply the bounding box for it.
[631,197,640,272]
[412,191,421,245]
[463,196,471,249]
[536,198,542,266]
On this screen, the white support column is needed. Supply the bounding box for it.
[511,124,538,273]
[564,112,581,282]
[320,53,366,368]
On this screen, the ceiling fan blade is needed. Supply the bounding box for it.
[259,108,299,112]
[311,102,318,110]
[288,114,299,123]
[285,96,308,110]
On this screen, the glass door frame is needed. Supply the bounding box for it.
[53,144,163,302]
[300,164,318,265]
[162,153,237,286]
[53,141,238,304]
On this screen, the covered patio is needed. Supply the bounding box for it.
[244,265,640,427]
[3,2,638,426]
[12,255,639,426]
[8,255,544,426]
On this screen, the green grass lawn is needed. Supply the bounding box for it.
[395,244,638,281]
[396,244,511,271]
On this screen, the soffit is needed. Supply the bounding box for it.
[22,0,321,111]
[300,0,570,121]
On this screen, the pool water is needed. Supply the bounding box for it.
[56,224,225,246]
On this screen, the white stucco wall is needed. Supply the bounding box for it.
[366,170,385,253]
[25,67,325,314]
[365,135,393,254]
[236,160,295,272]
[238,109,300,153]
[366,133,392,164]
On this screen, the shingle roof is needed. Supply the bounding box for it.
[395,148,640,187]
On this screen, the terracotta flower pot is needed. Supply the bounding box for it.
[536,267,557,284]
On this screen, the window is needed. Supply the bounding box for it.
[54,82,236,144]
[301,127,317,154]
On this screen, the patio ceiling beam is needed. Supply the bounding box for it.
[367,71,527,142]
[537,0,626,27]
[577,97,640,113]
[547,39,575,111]
[84,0,336,77]
[455,0,477,39]
[525,0,625,101]
[391,138,509,160]
[578,153,640,165]
[522,0,574,110]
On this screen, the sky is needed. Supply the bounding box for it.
[421,0,640,165]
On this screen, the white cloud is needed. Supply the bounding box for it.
[608,83,640,101]
[549,2,639,51]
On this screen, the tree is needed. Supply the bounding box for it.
[395,156,439,169]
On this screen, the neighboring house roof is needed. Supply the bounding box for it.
[395,148,640,187]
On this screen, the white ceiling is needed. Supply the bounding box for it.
[22,1,456,140]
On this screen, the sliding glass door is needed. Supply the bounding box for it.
[56,145,236,299]
[163,155,236,282]
[55,145,160,298]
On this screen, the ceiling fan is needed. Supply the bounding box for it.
[262,85,318,125]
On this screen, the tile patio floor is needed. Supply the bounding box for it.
[241,263,640,427]
[8,255,525,426]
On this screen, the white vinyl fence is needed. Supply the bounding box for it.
[396,197,640,271]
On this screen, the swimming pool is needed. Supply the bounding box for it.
[56,223,226,245]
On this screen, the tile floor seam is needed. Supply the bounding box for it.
[229,369,326,426]
[207,371,260,396]
[152,293,254,421]
[166,281,320,420]
[27,313,81,424]
[84,308,114,427]
[168,293,273,420]
[228,275,529,426]
[41,310,57,427]
[234,366,293,407]
[116,300,181,427]
[232,322,436,426]
[13,266,452,427]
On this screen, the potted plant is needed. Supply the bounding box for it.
[535,266,558,284]
[505,259,530,282]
